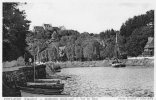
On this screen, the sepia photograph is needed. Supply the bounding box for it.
[2,0,154,98]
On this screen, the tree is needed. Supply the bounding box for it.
[99,29,116,40]
[3,3,30,61]
[82,39,101,60]
[75,45,83,61]
[48,47,58,61]
[119,10,154,56]
[126,26,153,57]
[120,10,154,37]
[59,29,80,37]
[65,43,75,61]
[100,37,116,59]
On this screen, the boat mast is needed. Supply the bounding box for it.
[115,32,120,60]
[33,53,36,82]
[33,40,36,82]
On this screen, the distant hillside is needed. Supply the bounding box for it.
[25,10,154,62]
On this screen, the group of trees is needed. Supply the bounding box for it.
[27,9,154,62]
[63,32,102,61]
[3,3,31,61]
[35,29,119,62]
[3,2,154,62]
[119,10,154,57]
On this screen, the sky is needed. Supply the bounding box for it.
[19,0,155,33]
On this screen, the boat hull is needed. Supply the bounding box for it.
[112,63,126,68]
[35,79,61,83]
[20,91,68,97]
[26,82,64,89]
[18,86,64,95]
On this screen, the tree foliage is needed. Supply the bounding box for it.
[119,10,154,57]
[126,26,153,56]
[3,3,30,61]
[120,10,154,37]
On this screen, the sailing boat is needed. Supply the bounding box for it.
[111,32,126,68]
[17,45,64,96]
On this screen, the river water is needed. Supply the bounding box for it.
[57,66,154,97]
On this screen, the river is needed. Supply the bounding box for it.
[57,66,154,97]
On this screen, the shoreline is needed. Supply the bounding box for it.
[52,58,154,69]
[2,58,154,97]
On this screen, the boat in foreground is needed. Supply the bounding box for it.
[18,84,64,95]
[17,79,64,95]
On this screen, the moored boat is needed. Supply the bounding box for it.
[17,80,64,95]
[26,82,64,89]
[112,61,126,68]
[34,79,61,83]
[111,31,126,68]
[17,85,64,95]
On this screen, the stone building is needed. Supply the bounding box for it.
[143,37,154,56]
[43,24,53,31]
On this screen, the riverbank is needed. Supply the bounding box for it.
[2,58,154,97]
[54,58,154,68]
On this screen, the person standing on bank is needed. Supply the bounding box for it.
[29,58,32,65]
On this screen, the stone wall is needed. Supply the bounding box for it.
[3,65,46,97]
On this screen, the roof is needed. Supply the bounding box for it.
[144,37,154,49]
[43,24,53,31]
[43,24,52,27]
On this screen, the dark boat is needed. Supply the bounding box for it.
[17,85,64,95]
[26,82,64,89]
[35,79,61,83]
[17,79,64,95]
[112,61,126,68]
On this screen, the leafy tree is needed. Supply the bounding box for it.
[48,47,58,61]
[119,10,154,56]
[119,10,154,41]
[75,45,83,61]
[100,36,116,59]
[3,3,30,61]
[83,39,101,60]
[59,30,80,37]
[45,30,52,39]
[65,43,75,61]
[59,36,69,46]
[126,26,153,57]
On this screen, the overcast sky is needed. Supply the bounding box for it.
[19,0,154,33]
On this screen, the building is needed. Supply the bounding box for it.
[143,37,154,56]
[33,26,45,37]
[43,24,53,31]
